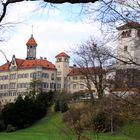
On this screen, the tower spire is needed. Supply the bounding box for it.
[31,25,33,37]
[26,26,37,60]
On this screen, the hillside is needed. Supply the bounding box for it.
[0,112,133,140]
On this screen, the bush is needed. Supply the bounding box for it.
[91,111,111,132]
[54,99,69,113]
[54,99,61,112]
[1,91,54,130]
[61,102,69,113]
[6,124,17,132]
[0,120,5,131]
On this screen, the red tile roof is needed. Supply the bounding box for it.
[0,58,56,71]
[26,35,37,46]
[117,22,140,30]
[0,62,10,71]
[55,52,70,58]
[68,67,105,76]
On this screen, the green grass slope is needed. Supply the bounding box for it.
[0,113,74,140]
[0,112,134,140]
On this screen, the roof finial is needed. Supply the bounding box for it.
[31,25,33,37]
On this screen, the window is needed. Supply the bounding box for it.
[57,77,61,81]
[18,73,29,78]
[80,84,84,89]
[51,73,55,80]
[10,74,16,79]
[121,30,131,38]
[57,58,62,62]
[137,30,140,37]
[124,46,128,51]
[65,58,68,62]
[73,84,77,89]
[50,83,55,89]
[80,76,85,79]
[42,83,48,89]
[42,73,49,78]
[57,84,61,89]
[73,76,77,80]
[57,71,61,75]
[9,83,16,89]
[0,75,8,80]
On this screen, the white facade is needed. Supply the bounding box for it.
[55,52,70,91]
[117,23,140,69]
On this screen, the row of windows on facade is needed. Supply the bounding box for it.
[68,76,85,80]
[0,92,27,97]
[72,84,85,89]
[121,30,140,38]
[57,58,68,62]
[1,98,15,103]
[0,82,56,89]
[64,83,85,89]
[0,72,55,80]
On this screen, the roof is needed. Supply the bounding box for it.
[0,58,56,71]
[68,67,105,76]
[55,52,70,58]
[26,34,37,46]
[117,22,140,30]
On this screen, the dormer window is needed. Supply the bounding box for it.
[121,30,131,38]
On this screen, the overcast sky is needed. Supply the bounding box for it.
[0,1,102,65]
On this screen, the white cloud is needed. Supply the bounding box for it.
[0,2,102,65]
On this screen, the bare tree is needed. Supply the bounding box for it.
[72,39,112,101]
[86,0,140,25]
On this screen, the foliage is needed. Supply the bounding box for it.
[54,92,69,113]
[6,124,17,132]
[36,91,55,108]
[1,91,55,130]
[54,98,69,113]
[122,123,140,139]
[90,111,110,132]
[0,112,134,140]
[0,120,5,132]
[63,107,87,140]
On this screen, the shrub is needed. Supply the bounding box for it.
[54,99,61,112]
[54,99,69,113]
[6,124,17,132]
[91,111,111,132]
[0,120,5,131]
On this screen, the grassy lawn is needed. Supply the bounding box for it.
[0,112,134,140]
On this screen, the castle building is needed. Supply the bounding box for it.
[0,34,57,105]
[0,22,140,105]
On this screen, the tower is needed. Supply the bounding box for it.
[55,52,70,90]
[26,34,37,60]
[116,22,140,88]
[117,22,140,69]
